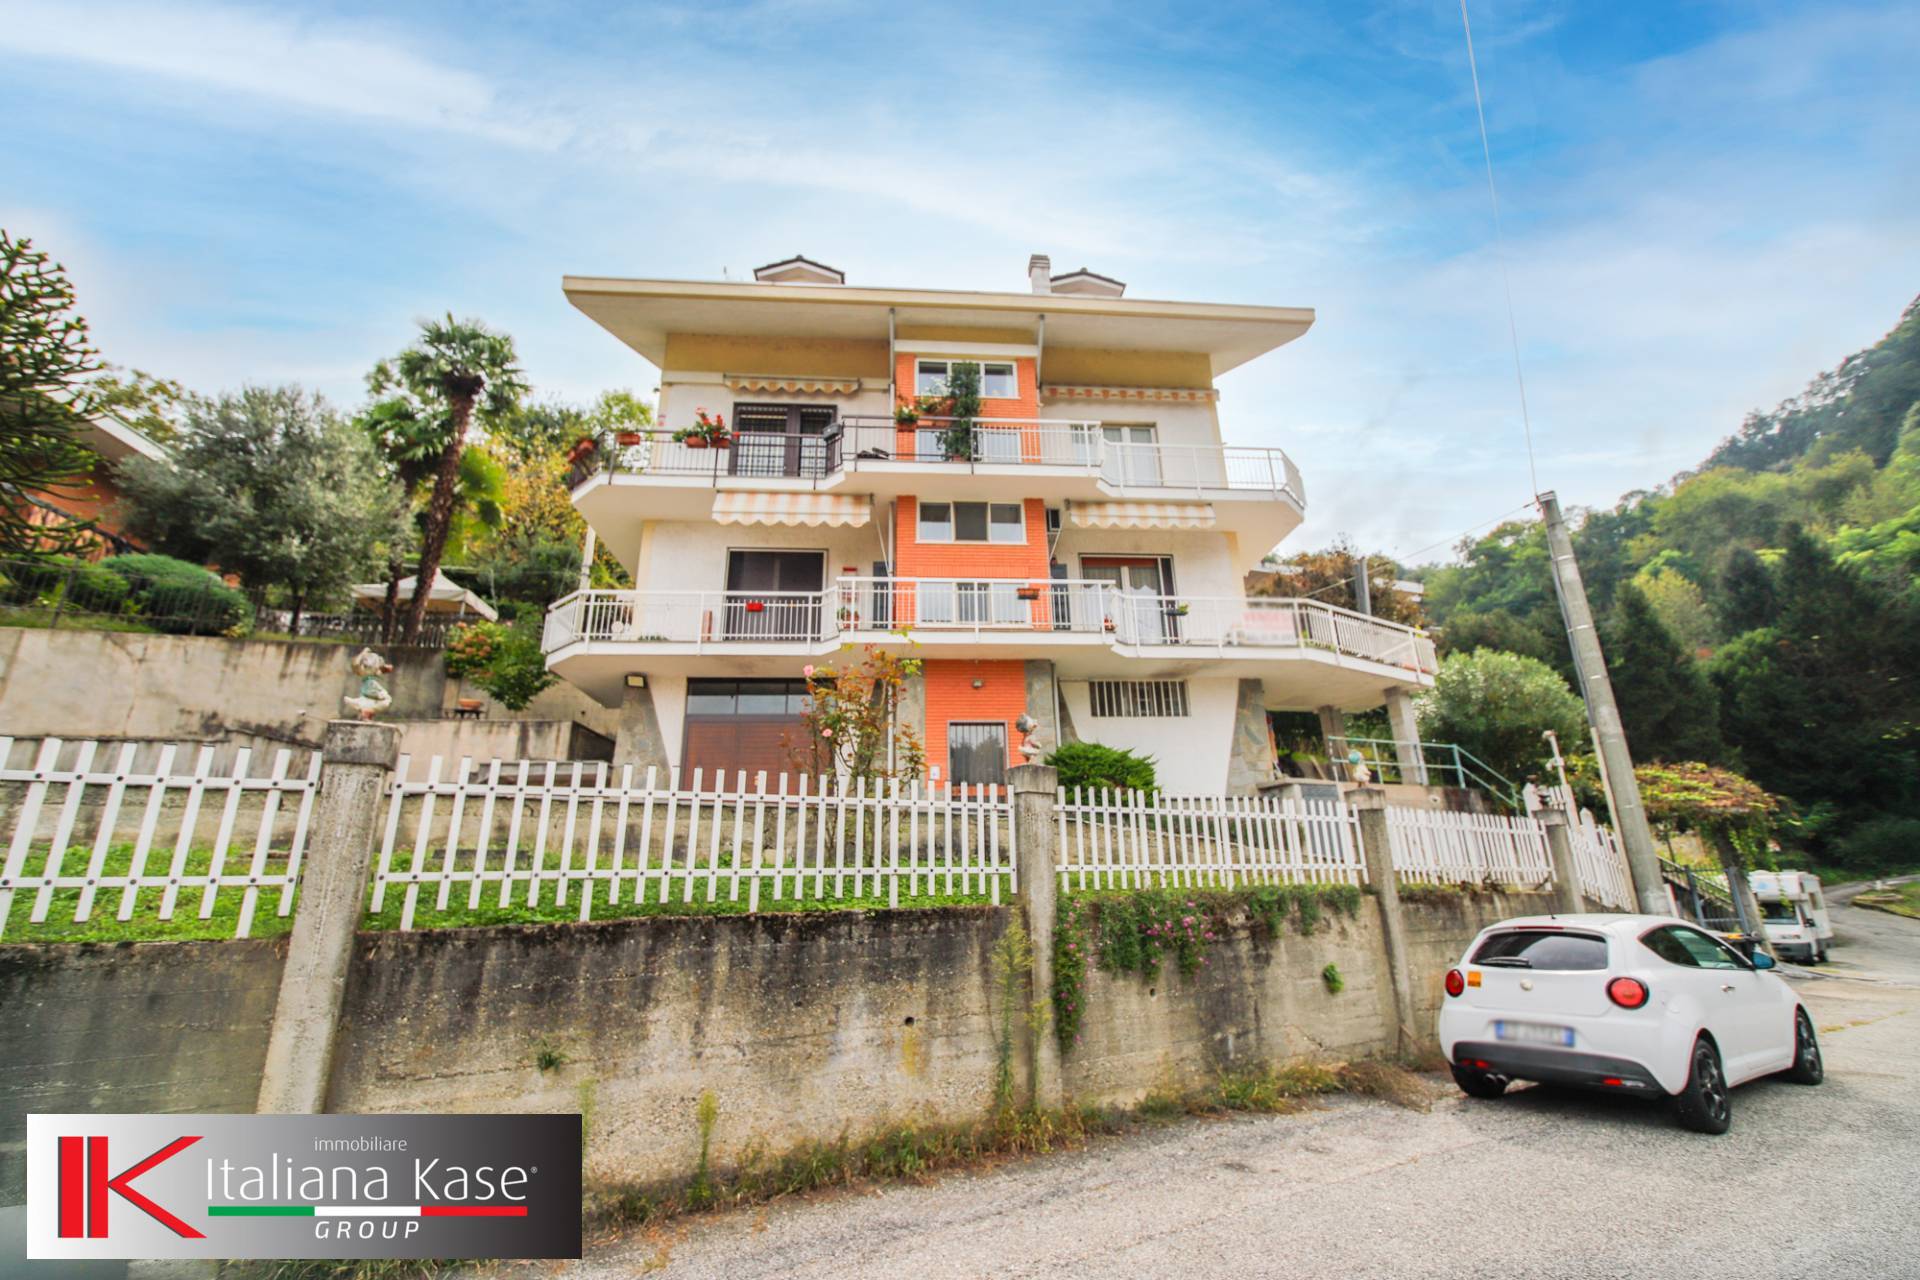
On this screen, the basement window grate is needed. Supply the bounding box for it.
[1088,679,1190,718]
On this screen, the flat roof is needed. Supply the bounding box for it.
[562,276,1314,377]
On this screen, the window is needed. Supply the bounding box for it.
[918,501,1025,544]
[1468,929,1609,971]
[1642,925,1746,970]
[1758,900,1798,923]
[916,360,1018,399]
[1089,680,1189,718]
[918,580,1025,626]
[685,678,811,717]
[947,722,1008,786]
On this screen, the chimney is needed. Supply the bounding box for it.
[1028,254,1051,294]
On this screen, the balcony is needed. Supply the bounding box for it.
[574,420,1302,497]
[543,580,1435,706]
[571,421,1306,570]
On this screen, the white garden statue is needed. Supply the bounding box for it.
[343,648,394,721]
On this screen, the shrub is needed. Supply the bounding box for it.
[1046,742,1157,794]
[444,620,501,679]
[0,557,131,614]
[1831,815,1920,876]
[99,553,251,635]
[447,618,556,711]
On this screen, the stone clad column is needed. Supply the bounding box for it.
[1383,687,1428,785]
[1010,763,1062,1109]
[613,676,669,771]
[257,720,396,1114]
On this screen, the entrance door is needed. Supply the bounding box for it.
[724,550,825,639]
[731,404,839,479]
[947,722,1008,787]
[1082,556,1173,643]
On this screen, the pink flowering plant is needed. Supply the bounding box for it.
[788,645,925,782]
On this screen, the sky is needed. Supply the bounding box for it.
[3,0,1917,565]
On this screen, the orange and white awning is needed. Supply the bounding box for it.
[712,492,873,528]
[724,374,863,396]
[1067,501,1216,530]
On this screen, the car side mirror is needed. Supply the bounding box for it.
[1752,952,1777,970]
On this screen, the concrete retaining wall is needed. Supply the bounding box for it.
[0,891,1552,1200]
[0,627,618,749]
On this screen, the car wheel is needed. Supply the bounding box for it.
[1450,1064,1508,1099]
[1783,1008,1824,1085]
[1672,1038,1732,1134]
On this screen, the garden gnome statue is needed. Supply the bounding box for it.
[1346,748,1372,785]
[1015,712,1045,760]
[343,648,395,720]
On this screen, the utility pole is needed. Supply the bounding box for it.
[1351,547,1372,616]
[1537,491,1666,913]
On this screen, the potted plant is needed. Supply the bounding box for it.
[1016,586,1042,601]
[673,408,731,450]
[565,435,598,465]
[893,399,921,425]
[616,427,645,447]
[1171,602,1191,617]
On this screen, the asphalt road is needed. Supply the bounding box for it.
[573,893,1920,1280]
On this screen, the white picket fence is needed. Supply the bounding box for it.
[371,757,1015,929]
[0,736,322,940]
[1384,806,1554,889]
[1053,788,1364,891]
[1570,807,1635,909]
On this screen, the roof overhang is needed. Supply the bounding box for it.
[562,276,1314,377]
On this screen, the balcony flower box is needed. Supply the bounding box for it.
[1015,587,1042,601]
[615,430,644,447]
[673,408,732,450]
[744,600,766,613]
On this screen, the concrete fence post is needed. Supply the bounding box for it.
[1540,806,1585,914]
[256,720,398,1114]
[1349,786,1417,1054]
[1009,763,1062,1111]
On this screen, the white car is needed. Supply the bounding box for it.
[1437,913,1823,1133]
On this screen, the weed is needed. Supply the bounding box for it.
[688,1090,720,1207]
[1337,1059,1435,1112]
[1321,962,1344,994]
[533,1037,569,1072]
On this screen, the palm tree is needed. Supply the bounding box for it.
[365,317,525,642]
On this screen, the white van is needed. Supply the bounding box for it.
[1750,871,1834,963]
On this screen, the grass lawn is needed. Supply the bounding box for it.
[1853,881,1920,920]
[1,839,1013,944]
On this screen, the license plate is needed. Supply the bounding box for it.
[1494,1020,1574,1047]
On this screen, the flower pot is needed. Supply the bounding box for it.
[1016,587,1041,601]
[685,437,709,449]
[616,431,643,446]
[712,437,732,449]
[744,600,766,613]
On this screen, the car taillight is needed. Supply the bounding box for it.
[1444,968,1466,998]
[1607,977,1650,1009]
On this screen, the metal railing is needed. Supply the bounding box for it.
[545,581,1438,673]
[1324,736,1520,802]
[571,423,1303,501]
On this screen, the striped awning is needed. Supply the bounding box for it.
[1067,501,1216,530]
[724,374,863,396]
[712,492,873,528]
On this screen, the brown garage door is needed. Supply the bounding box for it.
[681,679,812,785]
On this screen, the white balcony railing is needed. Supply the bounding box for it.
[545,582,1436,674]
[571,421,1304,503]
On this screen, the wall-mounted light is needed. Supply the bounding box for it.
[971,679,984,689]
[625,674,647,689]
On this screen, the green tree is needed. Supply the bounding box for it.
[89,366,187,444]
[1710,528,1920,856]
[1415,649,1587,785]
[367,316,526,642]
[1633,566,1717,656]
[117,387,393,629]
[0,231,101,554]
[1712,547,1777,636]
[1603,582,1723,764]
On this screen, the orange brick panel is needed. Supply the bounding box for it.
[922,659,1029,779]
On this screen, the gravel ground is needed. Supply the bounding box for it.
[568,894,1920,1280]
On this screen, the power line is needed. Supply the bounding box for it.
[1458,0,1541,500]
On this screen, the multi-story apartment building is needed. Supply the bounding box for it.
[543,254,1436,793]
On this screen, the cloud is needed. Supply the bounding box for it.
[0,0,558,147]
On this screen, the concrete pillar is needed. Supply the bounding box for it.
[1540,806,1584,914]
[257,720,397,1113]
[1349,786,1417,1053]
[1226,678,1274,795]
[1010,763,1062,1110]
[898,671,927,771]
[1316,705,1348,778]
[1383,687,1428,785]
[1021,660,1059,759]
[613,677,669,771]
